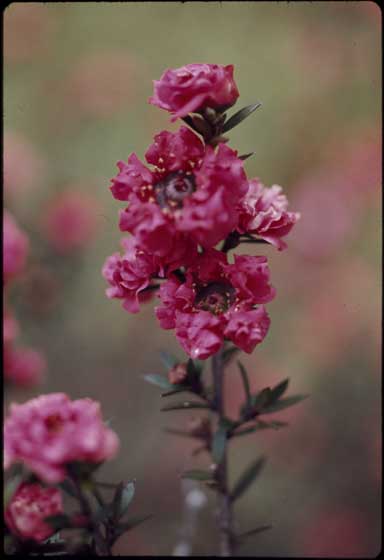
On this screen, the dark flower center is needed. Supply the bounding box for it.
[194,282,235,315]
[154,171,195,210]
[44,414,63,433]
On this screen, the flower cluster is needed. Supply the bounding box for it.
[103,63,299,359]
[4,393,119,484]
[3,211,46,386]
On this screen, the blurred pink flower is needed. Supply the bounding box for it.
[4,131,47,199]
[4,393,120,484]
[3,308,19,346]
[4,346,46,387]
[298,508,374,557]
[5,483,63,542]
[65,50,136,118]
[41,189,101,254]
[3,210,29,285]
[4,3,56,63]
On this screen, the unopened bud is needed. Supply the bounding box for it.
[168,363,188,385]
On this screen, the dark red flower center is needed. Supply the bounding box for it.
[194,282,235,315]
[44,414,63,433]
[154,171,195,210]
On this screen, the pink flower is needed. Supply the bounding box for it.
[5,483,63,542]
[4,346,46,387]
[102,237,159,313]
[4,393,119,483]
[112,127,247,252]
[238,179,300,250]
[40,189,100,254]
[3,308,19,346]
[224,308,270,353]
[149,63,239,121]
[102,236,198,313]
[4,131,46,199]
[155,249,274,359]
[3,210,29,285]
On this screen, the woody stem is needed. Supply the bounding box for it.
[212,348,234,556]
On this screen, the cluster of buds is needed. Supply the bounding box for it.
[103,63,299,360]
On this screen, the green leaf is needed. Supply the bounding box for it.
[160,401,210,412]
[212,426,227,464]
[269,378,290,404]
[112,514,153,544]
[250,388,273,412]
[230,457,266,502]
[237,525,272,542]
[159,351,179,369]
[4,474,22,509]
[239,152,255,161]
[232,420,288,437]
[143,374,174,391]
[118,482,135,519]
[164,428,198,439]
[181,470,213,481]
[237,361,251,404]
[222,103,262,133]
[262,394,309,414]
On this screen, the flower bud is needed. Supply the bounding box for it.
[168,363,188,385]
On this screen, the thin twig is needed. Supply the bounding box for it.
[212,348,235,556]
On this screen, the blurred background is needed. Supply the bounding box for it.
[3,1,381,556]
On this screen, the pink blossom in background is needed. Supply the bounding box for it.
[18,265,60,316]
[4,131,47,199]
[4,393,119,483]
[237,178,300,250]
[4,346,46,387]
[155,249,274,358]
[298,508,374,557]
[149,63,239,121]
[65,50,137,118]
[40,189,101,254]
[289,126,381,260]
[3,308,19,346]
[4,3,56,63]
[3,210,29,285]
[114,127,247,253]
[5,483,63,542]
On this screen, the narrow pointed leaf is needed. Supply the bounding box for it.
[250,388,273,412]
[232,420,288,437]
[161,401,210,412]
[181,470,213,481]
[237,525,272,541]
[269,378,290,404]
[222,103,262,133]
[230,457,266,502]
[212,426,227,464]
[239,152,255,161]
[159,351,179,369]
[163,428,198,439]
[262,394,309,414]
[112,514,153,543]
[143,374,174,391]
[118,482,135,518]
[237,361,251,404]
